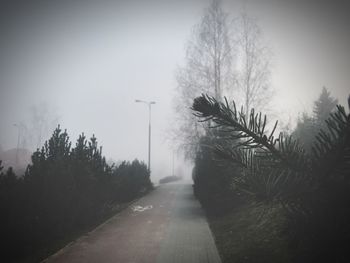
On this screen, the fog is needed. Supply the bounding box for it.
[1,0,349,182]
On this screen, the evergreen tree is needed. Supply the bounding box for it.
[293,87,338,154]
[192,94,350,262]
[313,86,338,129]
[0,125,153,262]
[293,112,316,154]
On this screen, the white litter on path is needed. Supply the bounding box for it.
[131,205,153,212]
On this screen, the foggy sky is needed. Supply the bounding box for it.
[1,0,349,181]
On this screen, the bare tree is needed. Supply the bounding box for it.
[21,103,60,150]
[173,0,233,159]
[234,12,273,117]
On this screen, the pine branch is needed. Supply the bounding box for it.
[192,94,308,173]
[192,94,350,206]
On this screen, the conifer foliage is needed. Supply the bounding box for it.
[192,94,350,261]
[0,126,152,262]
[293,87,339,153]
[313,86,338,128]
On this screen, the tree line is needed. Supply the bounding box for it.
[0,126,152,262]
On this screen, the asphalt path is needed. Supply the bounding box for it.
[43,182,221,263]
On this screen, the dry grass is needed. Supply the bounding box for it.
[208,202,292,263]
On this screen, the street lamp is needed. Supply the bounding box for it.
[135,100,156,175]
[172,149,175,177]
[13,123,21,165]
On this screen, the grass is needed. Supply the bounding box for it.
[207,200,292,263]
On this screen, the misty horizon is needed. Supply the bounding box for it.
[1,0,349,181]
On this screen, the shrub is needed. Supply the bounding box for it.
[113,159,152,201]
[192,130,243,215]
[0,126,152,262]
[159,175,182,184]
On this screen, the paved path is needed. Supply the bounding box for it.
[43,183,221,263]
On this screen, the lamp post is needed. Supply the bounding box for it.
[172,149,175,177]
[13,123,21,165]
[135,100,156,175]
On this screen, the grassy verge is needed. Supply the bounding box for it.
[206,200,292,263]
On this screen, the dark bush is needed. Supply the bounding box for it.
[192,131,243,216]
[113,159,152,201]
[159,175,182,184]
[0,126,152,262]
